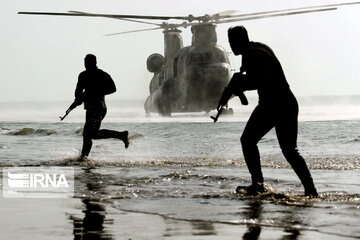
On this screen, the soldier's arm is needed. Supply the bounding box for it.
[74,74,85,106]
[217,72,249,107]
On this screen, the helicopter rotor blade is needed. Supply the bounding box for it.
[68,11,161,26]
[18,1,360,35]
[213,7,338,24]
[18,2,360,23]
[152,7,340,29]
[216,10,238,16]
[167,7,338,29]
[105,7,338,36]
[18,11,190,21]
[218,1,360,20]
[104,27,163,36]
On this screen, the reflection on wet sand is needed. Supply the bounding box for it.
[241,198,304,240]
[242,200,262,240]
[62,166,359,239]
[163,218,217,237]
[71,168,114,240]
[191,221,217,236]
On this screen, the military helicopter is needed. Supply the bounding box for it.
[19,2,360,116]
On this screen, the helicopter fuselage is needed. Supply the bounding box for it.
[145,24,231,115]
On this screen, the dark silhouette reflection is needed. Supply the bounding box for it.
[217,26,318,196]
[162,217,217,237]
[279,205,304,240]
[282,228,300,240]
[191,221,217,236]
[241,199,304,240]
[242,200,262,240]
[72,168,114,240]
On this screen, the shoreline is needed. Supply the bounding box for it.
[0,190,358,240]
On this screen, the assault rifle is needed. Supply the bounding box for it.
[59,100,80,121]
[211,71,248,122]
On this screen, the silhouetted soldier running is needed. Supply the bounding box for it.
[74,54,129,160]
[218,26,318,196]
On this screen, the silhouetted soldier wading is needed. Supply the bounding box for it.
[218,26,318,196]
[73,54,129,160]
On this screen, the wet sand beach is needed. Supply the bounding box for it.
[1,166,359,240]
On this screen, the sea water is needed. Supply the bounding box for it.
[0,96,359,239]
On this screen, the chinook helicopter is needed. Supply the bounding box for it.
[19,2,360,116]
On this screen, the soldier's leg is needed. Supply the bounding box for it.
[241,106,274,187]
[94,129,129,148]
[91,108,129,148]
[275,107,318,196]
[80,137,92,159]
[80,110,102,159]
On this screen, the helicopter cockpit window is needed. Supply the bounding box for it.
[189,51,226,64]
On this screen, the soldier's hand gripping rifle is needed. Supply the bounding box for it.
[59,99,82,121]
[211,72,248,122]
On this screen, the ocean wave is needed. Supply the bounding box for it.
[75,128,83,135]
[129,132,144,140]
[36,156,242,168]
[6,127,57,136]
[307,156,360,170]
[2,154,358,170]
[192,187,360,204]
[0,127,11,135]
[160,171,238,182]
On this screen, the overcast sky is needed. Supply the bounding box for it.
[1,0,360,102]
